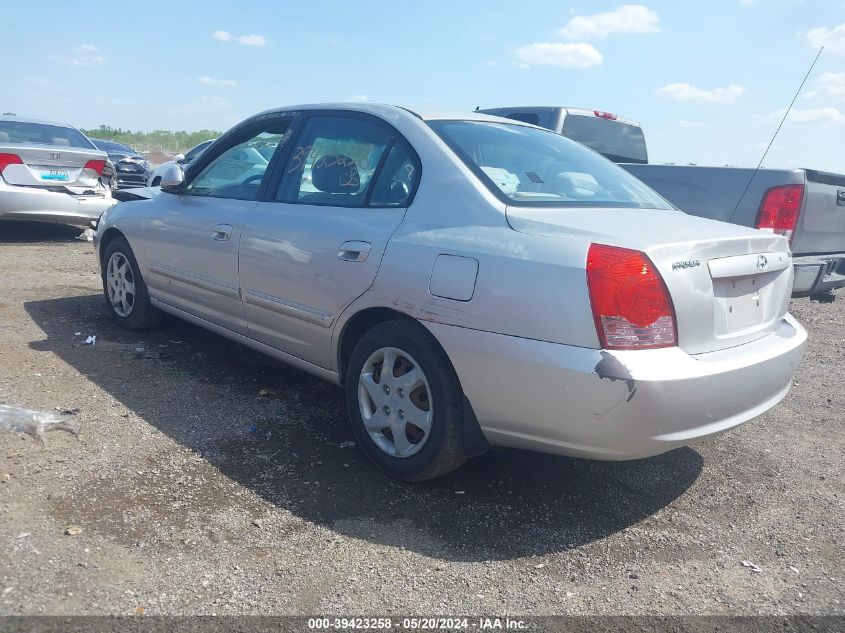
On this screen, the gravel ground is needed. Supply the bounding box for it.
[0,221,842,616]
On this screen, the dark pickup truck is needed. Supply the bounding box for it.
[479,106,845,297]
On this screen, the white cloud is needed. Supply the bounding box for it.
[804,72,845,101]
[68,44,106,66]
[759,106,845,125]
[656,82,746,103]
[347,95,369,102]
[212,31,268,47]
[197,76,238,87]
[513,43,603,69]
[805,22,845,55]
[557,5,660,40]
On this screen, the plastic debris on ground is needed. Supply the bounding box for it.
[84,335,96,345]
[740,560,763,573]
[76,228,95,242]
[0,404,81,442]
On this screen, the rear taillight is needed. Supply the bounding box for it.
[84,159,106,176]
[756,184,803,244]
[0,153,23,173]
[586,244,677,350]
[593,110,617,120]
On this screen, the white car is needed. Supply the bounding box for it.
[146,139,216,186]
[95,103,807,480]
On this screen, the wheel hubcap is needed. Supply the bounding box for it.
[358,346,432,458]
[106,252,136,318]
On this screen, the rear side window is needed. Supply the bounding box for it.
[368,144,418,207]
[277,116,392,207]
[430,120,669,209]
[0,121,95,149]
[561,114,647,164]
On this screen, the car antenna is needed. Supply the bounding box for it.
[731,46,824,216]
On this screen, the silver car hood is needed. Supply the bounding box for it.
[506,205,794,354]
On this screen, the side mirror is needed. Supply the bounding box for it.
[173,153,186,163]
[159,163,184,191]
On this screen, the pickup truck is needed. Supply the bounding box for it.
[478,106,845,297]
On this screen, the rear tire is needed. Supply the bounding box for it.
[101,237,161,330]
[345,319,467,481]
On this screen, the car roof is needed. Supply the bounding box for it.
[250,102,538,126]
[0,114,77,128]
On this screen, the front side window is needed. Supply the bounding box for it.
[277,116,392,207]
[429,120,669,209]
[185,127,287,200]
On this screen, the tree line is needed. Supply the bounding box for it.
[79,125,220,153]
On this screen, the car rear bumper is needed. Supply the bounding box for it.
[792,254,845,296]
[424,315,807,460]
[0,184,116,225]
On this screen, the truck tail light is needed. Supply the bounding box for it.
[593,110,617,120]
[0,153,23,174]
[84,159,106,176]
[755,184,804,244]
[586,243,677,350]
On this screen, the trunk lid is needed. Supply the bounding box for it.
[0,144,107,189]
[791,170,845,255]
[507,206,793,354]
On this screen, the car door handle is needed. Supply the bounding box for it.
[212,224,233,241]
[337,241,371,262]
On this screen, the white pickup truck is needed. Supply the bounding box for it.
[479,106,845,298]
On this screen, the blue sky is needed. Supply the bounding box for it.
[2,1,844,172]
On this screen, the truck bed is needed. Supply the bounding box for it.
[621,164,845,297]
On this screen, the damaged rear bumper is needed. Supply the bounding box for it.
[0,182,116,225]
[424,315,807,460]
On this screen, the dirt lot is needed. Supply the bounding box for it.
[0,221,842,616]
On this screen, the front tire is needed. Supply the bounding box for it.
[345,320,467,481]
[101,237,160,330]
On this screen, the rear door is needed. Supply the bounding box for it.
[238,112,420,368]
[143,117,291,334]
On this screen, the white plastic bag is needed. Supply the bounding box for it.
[0,405,81,442]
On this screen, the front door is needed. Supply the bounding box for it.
[239,113,420,368]
[143,122,289,334]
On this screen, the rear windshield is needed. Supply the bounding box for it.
[429,120,670,209]
[0,121,95,149]
[561,114,647,164]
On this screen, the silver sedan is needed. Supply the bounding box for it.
[0,116,115,225]
[94,103,807,480]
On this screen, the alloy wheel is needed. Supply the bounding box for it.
[106,252,136,318]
